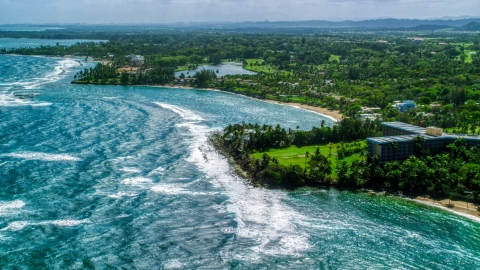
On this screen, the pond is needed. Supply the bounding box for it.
[174,62,256,78]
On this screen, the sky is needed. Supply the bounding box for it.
[0,0,479,24]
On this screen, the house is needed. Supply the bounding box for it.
[126,55,145,67]
[393,100,416,112]
[360,113,382,121]
[412,38,425,44]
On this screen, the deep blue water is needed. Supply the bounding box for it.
[1,39,480,269]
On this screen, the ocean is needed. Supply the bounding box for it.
[1,38,479,269]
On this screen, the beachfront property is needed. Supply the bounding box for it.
[367,122,480,163]
[127,55,145,67]
[392,100,416,112]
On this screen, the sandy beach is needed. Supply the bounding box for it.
[414,196,480,222]
[156,84,344,122]
[261,100,343,122]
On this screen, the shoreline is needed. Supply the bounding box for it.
[209,132,480,223]
[413,196,480,222]
[152,84,343,122]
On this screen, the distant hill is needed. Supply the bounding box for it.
[457,21,480,31]
[3,18,480,32]
[391,24,452,31]
[208,18,480,30]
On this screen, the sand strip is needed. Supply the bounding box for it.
[414,196,480,222]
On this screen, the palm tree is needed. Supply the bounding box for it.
[304,151,310,174]
[328,142,334,157]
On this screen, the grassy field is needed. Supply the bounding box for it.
[244,59,292,75]
[245,59,276,74]
[251,141,366,178]
[329,55,341,62]
[175,65,189,72]
[462,51,476,63]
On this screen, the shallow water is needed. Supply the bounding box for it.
[174,62,256,78]
[1,39,480,269]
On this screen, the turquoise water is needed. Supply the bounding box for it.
[1,39,480,269]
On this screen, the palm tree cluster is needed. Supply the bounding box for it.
[339,138,480,203]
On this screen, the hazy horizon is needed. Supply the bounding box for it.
[1,0,479,25]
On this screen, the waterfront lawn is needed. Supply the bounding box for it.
[245,59,276,73]
[251,141,366,178]
[175,65,189,72]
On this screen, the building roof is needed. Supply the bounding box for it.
[366,134,440,144]
[381,122,426,134]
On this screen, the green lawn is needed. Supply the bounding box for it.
[329,55,341,62]
[251,141,366,178]
[464,51,476,63]
[245,59,276,74]
[175,65,189,72]
[244,59,292,75]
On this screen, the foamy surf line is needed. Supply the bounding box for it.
[154,102,204,121]
[1,219,91,231]
[176,115,313,259]
[3,58,81,90]
[2,152,82,162]
[0,200,26,212]
[0,93,52,107]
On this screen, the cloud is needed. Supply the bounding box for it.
[0,0,478,24]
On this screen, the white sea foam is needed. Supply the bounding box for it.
[0,92,51,107]
[108,192,138,199]
[1,218,91,231]
[163,259,183,269]
[121,177,153,186]
[0,200,26,212]
[2,152,82,162]
[150,183,206,196]
[154,102,204,121]
[50,219,91,227]
[0,221,28,231]
[119,167,141,173]
[23,58,81,90]
[148,166,165,175]
[159,102,311,259]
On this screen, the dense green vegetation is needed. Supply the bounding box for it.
[219,123,480,204]
[219,119,380,188]
[4,27,480,204]
[3,30,479,132]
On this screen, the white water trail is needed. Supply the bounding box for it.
[0,58,82,107]
[0,219,91,231]
[2,152,82,162]
[24,58,81,90]
[0,91,51,107]
[157,102,312,260]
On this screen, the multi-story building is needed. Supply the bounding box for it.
[367,122,480,163]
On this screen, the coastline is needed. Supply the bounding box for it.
[413,196,480,222]
[153,84,343,122]
[79,80,480,223]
